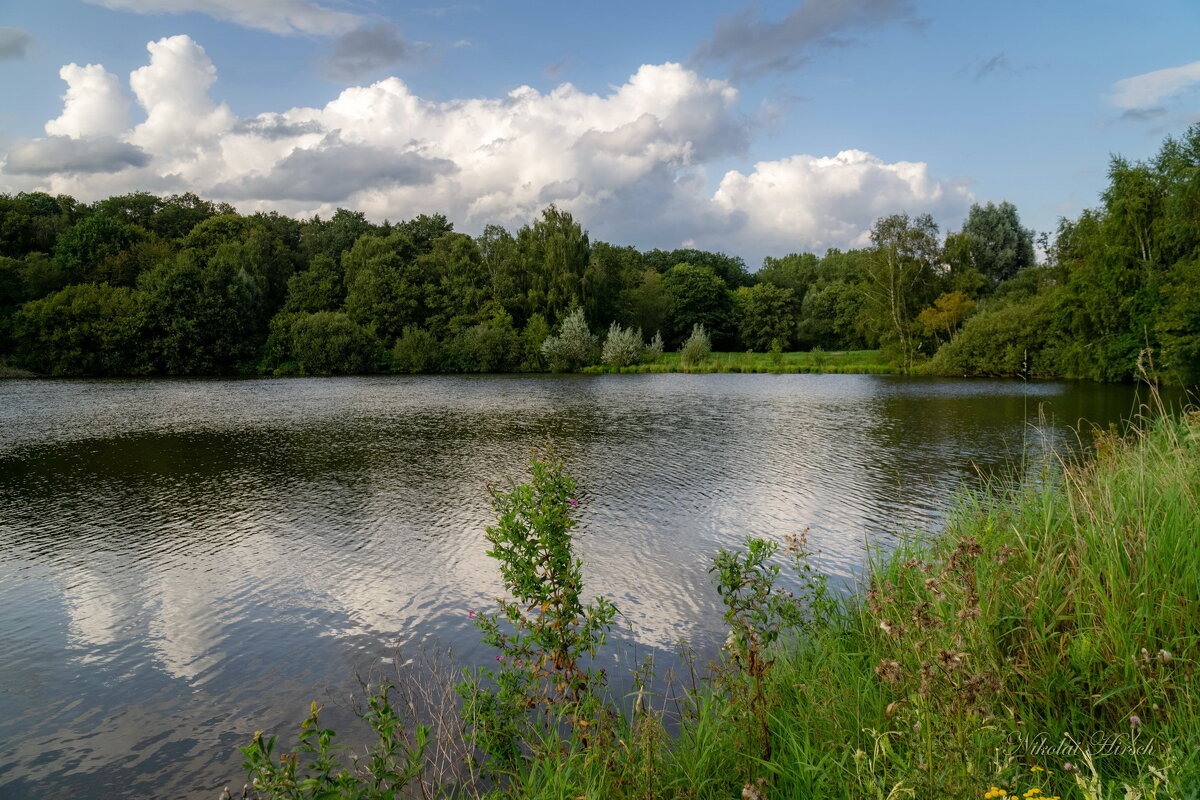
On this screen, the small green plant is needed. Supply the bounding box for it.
[768,338,784,367]
[679,323,711,368]
[643,330,664,363]
[710,531,833,779]
[233,687,428,800]
[458,451,618,775]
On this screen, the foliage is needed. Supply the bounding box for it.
[644,247,751,288]
[600,321,644,367]
[796,279,868,350]
[236,689,428,800]
[916,290,976,345]
[517,205,590,324]
[52,213,149,284]
[663,263,732,347]
[11,282,145,376]
[342,233,421,346]
[390,325,441,374]
[960,200,1036,284]
[457,453,618,774]
[710,532,832,775]
[755,252,821,300]
[679,323,711,368]
[619,268,670,339]
[1155,258,1200,385]
[539,307,596,371]
[925,291,1062,377]
[283,254,344,314]
[519,313,550,372]
[267,311,379,376]
[442,310,521,373]
[733,282,799,351]
[138,252,262,374]
[644,330,664,362]
[860,212,942,371]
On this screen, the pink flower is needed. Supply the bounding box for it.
[568,498,579,506]
[467,610,476,619]
[1130,715,1142,727]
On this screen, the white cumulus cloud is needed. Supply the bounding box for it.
[45,63,131,139]
[128,36,236,174]
[1,35,973,259]
[713,150,972,251]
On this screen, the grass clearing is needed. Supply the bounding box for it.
[581,349,895,375]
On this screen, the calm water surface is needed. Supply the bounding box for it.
[0,374,1159,798]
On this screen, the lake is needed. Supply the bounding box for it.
[0,374,1162,798]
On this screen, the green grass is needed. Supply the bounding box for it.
[498,411,1200,799]
[0,360,37,378]
[580,349,895,375]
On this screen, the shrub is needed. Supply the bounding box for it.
[519,313,550,372]
[391,325,440,373]
[457,453,617,774]
[12,282,147,376]
[679,323,711,368]
[289,312,379,375]
[644,330,664,362]
[601,321,644,367]
[265,311,379,375]
[443,312,520,373]
[539,308,597,371]
[926,292,1061,377]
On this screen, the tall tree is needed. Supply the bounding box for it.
[733,283,798,350]
[861,213,942,369]
[516,205,591,324]
[663,262,732,347]
[961,201,1035,284]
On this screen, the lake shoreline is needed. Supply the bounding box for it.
[234,410,1200,799]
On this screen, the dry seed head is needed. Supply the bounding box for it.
[938,648,966,671]
[958,605,983,621]
[741,777,768,800]
[875,659,903,684]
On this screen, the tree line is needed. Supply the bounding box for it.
[1,125,1197,384]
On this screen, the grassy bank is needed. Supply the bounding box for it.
[235,410,1199,799]
[486,413,1199,799]
[580,348,895,375]
[0,360,37,378]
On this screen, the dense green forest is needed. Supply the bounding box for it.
[2,126,1198,384]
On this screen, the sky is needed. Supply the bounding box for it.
[0,0,1197,266]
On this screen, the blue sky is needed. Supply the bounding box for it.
[1,0,1198,264]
